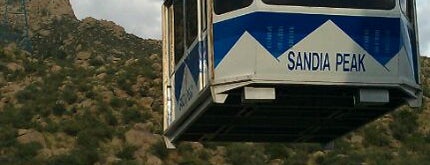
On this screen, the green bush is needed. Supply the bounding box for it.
[121,107,150,124]
[226,143,266,165]
[16,84,40,103]
[116,144,138,160]
[0,125,17,147]
[75,118,114,148]
[52,102,66,116]
[77,130,101,148]
[363,125,390,147]
[61,119,83,136]
[390,109,418,141]
[47,148,99,165]
[264,143,289,159]
[89,57,104,67]
[15,142,43,161]
[150,140,168,160]
[110,97,125,108]
[62,86,78,104]
[104,109,118,126]
[0,106,34,128]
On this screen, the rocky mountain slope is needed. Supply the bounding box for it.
[0,0,430,164]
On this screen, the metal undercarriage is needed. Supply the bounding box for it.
[166,85,408,144]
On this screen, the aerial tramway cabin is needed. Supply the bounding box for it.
[162,0,422,147]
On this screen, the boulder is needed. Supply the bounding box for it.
[76,51,92,60]
[149,54,159,61]
[114,89,129,99]
[269,159,284,165]
[350,135,364,144]
[140,97,154,109]
[151,63,162,72]
[17,129,46,147]
[50,65,62,72]
[6,62,24,72]
[38,30,51,37]
[96,73,107,79]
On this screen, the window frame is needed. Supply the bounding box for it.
[262,0,396,10]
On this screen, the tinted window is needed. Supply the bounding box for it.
[185,0,198,47]
[263,0,395,10]
[214,0,253,15]
[174,0,184,64]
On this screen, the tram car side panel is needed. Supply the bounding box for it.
[211,0,421,105]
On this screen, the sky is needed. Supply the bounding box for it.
[70,0,430,56]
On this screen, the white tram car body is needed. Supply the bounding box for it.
[162,0,421,146]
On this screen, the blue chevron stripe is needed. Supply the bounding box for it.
[214,12,401,67]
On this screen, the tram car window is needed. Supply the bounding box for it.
[173,0,184,64]
[185,0,198,47]
[263,0,395,10]
[214,0,253,15]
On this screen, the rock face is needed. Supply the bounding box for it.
[28,0,76,24]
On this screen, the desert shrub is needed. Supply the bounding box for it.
[62,86,78,104]
[52,102,66,116]
[16,84,40,102]
[76,82,92,93]
[0,106,34,128]
[423,86,430,98]
[121,107,151,124]
[15,142,43,161]
[77,130,101,148]
[43,118,60,133]
[226,143,266,165]
[89,57,104,66]
[362,148,392,165]
[110,97,125,108]
[321,152,365,165]
[176,142,210,164]
[40,7,50,16]
[114,160,139,165]
[104,109,118,126]
[47,148,99,165]
[0,125,17,147]
[179,156,206,165]
[117,74,134,95]
[5,70,26,81]
[74,116,114,148]
[264,143,289,159]
[61,119,82,136]
[390,109,418,141]
[404,134,427,152]
[116,144,138,160]
[150,140,168,160]
[363,125,390,147]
